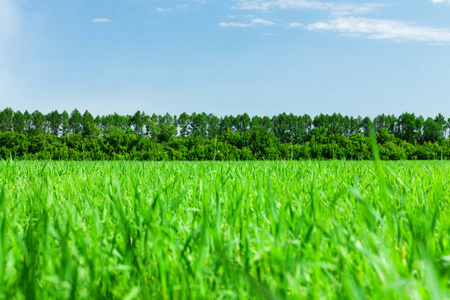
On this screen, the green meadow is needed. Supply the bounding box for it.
[0,160,449,299]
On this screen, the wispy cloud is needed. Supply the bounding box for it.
[156,8,172,12]
[155,4,189,12]
[233,0,383,15]
[308,17,450,42]
[92,18,112,23]
[219,18,275,27]
[288,22,303,27]
[228,1,450,44]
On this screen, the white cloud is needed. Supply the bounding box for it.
[252,18,275,25]
[227,14,256,19]
[156,8,173,12]
[219,22,249,27]
[219,18,274,27]
[430,0,446,3]
[156,4,189,12]
[92,18,112,23]
[233,0,383,15]
[234,0,272,10]
[288,22,303,27]
[308,17,450,42]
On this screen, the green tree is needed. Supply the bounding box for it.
[234,113,251,136]
[157,113,177,142]
[328,113,345,135]
[0,108,14,132]
[373,114,387,134]
[360,116,373,137]
[396,113,422,143]
[219,115,235,136]
[31,110,46,135]
[206,113,220,139]
[81,110,96,136]
[177,112,190,137]
[313,114,330,133]
[272,113,290,143]
[23,110,33,134]
[111,113,129,131]
[190,112,208,137]
[423,118,443,143]
[47,110,61,136]
[376,128,397,144]
[145,114,160,140]
[12,110,25,134]
[434,113,447,138]
[130,111,145,135]
[61,111,70,136]
[69,109,83,134]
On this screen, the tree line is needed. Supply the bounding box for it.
[0,108,449,160]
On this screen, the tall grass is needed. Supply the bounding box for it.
[0,160,449,299]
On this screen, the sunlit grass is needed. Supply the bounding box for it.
[0,160,449,299]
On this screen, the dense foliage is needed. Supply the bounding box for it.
[1,108,450,160]
[0,161,448,299]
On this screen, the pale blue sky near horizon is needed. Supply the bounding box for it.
[1,0,450,118]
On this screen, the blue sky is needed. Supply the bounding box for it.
[1,0,450,117]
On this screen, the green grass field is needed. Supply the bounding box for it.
[0,160,449,299]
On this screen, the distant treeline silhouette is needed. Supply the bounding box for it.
[0,108,449,160]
